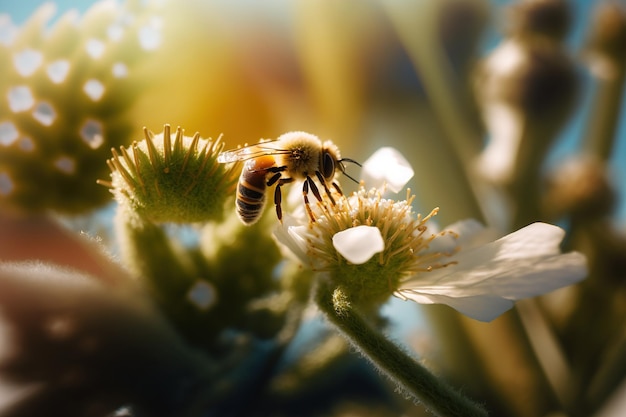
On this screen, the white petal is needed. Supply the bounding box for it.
[492,222,566,259]
[332,226,384,265]
[434,222,568,277]
[425,218,490,254]
[272,214,309,264]
[361,147,414,193]
[397,290,515,322]
[397,253,587,321]
[397,222,588,321]
[466,252,587,300]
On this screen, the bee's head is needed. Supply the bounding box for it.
[322,141,361,183]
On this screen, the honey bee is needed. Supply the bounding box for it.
[217,131,360,225]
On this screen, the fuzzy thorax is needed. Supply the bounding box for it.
[274,131,340,179]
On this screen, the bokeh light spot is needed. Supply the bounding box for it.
[112,62,128,78]
[107,24,124,42]
[187,280,217,311]
[0,122,19,146]
[86,38,106,59]
[0,173,14,196]
[7,85,35,112]
[19,137,35,152]
[80,119,104,149]
[32,102,56,126]
[138,21,162,51]
[13,49,43,77]
[83,79,105,101]
[0,15,17,46]
[54,156,76,174]
[47,60,71,84]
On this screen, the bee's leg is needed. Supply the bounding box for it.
[332,182,344,196]
[302,179,317,223]
[267,172,282,187]
[314,171,336,205]
[306,176,323,202]
[274,186,283,222]
[274,177,293,222]
[261,165,287,176]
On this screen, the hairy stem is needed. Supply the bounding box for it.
[315,281,488,417]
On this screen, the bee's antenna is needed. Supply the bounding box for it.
[339,158,362,167]
[338,158,361,184]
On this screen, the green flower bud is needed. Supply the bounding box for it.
[101,125,239,223]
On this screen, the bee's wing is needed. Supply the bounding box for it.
[217,140,289,163]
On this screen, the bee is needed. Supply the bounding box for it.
[217,131,360,225]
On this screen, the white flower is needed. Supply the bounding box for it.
[274,186,587,320]
[274,187,438,272]
[395,221,588,322]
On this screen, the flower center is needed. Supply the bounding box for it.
[298,187,459,307]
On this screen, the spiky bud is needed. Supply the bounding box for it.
[100,125,239,223]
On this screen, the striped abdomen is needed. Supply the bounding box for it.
[236,155,276,224]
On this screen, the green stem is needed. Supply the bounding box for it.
[114,207,197,325]
[584,69,626,161]
[315,281,488,417]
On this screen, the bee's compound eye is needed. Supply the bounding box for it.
[322,151,335,180]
